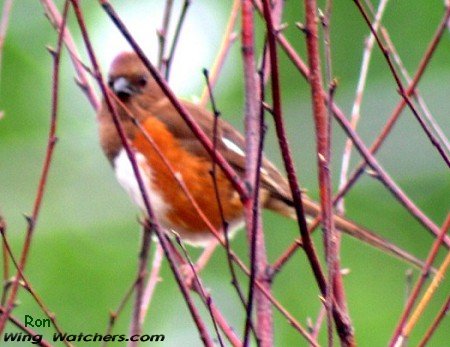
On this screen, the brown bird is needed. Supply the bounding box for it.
[97,52,421,266]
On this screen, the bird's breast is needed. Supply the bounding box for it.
[112,116,244,245]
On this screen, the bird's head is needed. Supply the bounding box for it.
[107,52,158,102]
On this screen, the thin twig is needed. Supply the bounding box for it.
[203,68,249,310]
[164,0,191,81]
[167,237,243,347]
[173,236,226,347]
[0,215,9,300]
[400,250,450,344]
[404,269,414,308]
[168,232,315,346]
[139,242,163,325]
[305,1,355,345]
[338,0,389,214]
[157,0,174,72]
[259,3,352,344]
[352,0,450,168]
[329,5,450,245]
[381,27,450,156]
[321,1,352,344]
[0,1,69,333]
[417,295,450,347]
[241,1,271,345]
[128,222,153,346]
[310,305,326,345]
[390,214,450,346]
[0,306,53,347]
[40,0,100,110]
[254,1,449,245]
[0,227,72,347]
[199,0,240,106]
[103,278,138,347]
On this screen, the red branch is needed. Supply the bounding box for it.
[164,0,191,80]
[389,213,450,346]
[241,1,272,346]
[40,0,101,110]
[0,1,69,334]
[0,306,53,347]
[128,223,152,344]
[258,4,449,245]
[303,1,353,345]
[157,0,174,71]
[417,295,450,347]
[352,0,450,168]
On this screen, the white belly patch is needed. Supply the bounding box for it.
[114,149,169,219]
[113,149,245,247]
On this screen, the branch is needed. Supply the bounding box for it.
[304,1,354,345]
[199,0,240,106]
[381,27,450,156]
[0,213,9,295]
[164,0,191,80]
[0,227,72,347]
[417,295,450,347]
[40,0,100,110]
[254,2,449,245]
[0,1,69,333]
[241,1,272,345]
[390,213,450,346]
[157,0,174,71]
[338,0,389,214]
[352,0,450,167]
[139,242,163,325]
[173,236,227,347]
[203,68,249,311]
[0,306,53,347]
[128,222,152,346]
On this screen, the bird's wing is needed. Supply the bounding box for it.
[147,98,292,201]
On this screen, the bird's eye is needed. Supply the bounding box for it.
[137,76,147,87]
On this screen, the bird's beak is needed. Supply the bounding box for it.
[112,77,135,98]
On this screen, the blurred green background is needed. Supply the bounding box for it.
[0,0,449,346]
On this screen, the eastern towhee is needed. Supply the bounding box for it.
[97,52,419,265]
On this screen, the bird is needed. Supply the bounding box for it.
[97,51,421,266]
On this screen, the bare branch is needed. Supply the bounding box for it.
[417,295,450,347]
[0,1,69,333]
[128,222,153,345]
[157,0,174,71]
[352,0,450,167]
[164,0,191,80]
[390,214,450,346]
[40,0,100,110]
[241,1,272,345]
[338,0,389,214]
[199,0,240,106]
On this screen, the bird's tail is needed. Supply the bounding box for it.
[265,195,426,270]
